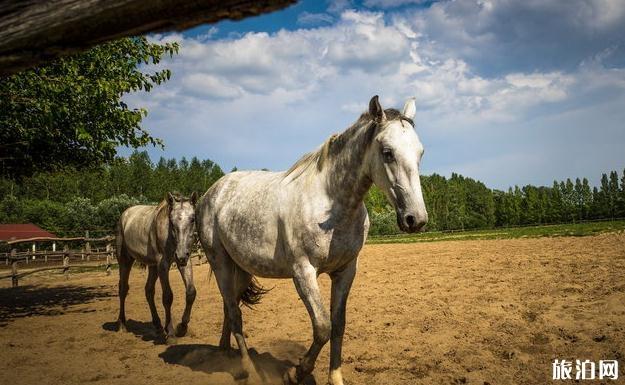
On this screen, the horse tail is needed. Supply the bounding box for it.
[240,276,270,308]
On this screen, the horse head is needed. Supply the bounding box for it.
[166,191,198,266]
[365,95,428,233]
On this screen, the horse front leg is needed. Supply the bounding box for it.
[158,261,176,342]
[328,258,357,385]
[175,262,196,337]
[145,265,163,334]
[285,261,331,384]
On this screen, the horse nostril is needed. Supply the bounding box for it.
[405,215,416,227]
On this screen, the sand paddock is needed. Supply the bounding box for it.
[1,234,624,385]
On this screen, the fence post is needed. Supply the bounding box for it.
[63,245,70,280]
[11,248,18,287]
[85,230,91,261]
[105,242,112,276]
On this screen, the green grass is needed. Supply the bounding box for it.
[367,219,625,244]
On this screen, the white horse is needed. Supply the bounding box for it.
[196,96,427,384]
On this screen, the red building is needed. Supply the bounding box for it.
[0,223,56,241]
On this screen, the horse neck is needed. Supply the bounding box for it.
[321,123,373,215]
[154,202,171,244]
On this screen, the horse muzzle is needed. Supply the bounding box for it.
[396,210,427,233]
[174,253,189,267]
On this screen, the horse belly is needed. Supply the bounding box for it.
[120,208,157,265]
[231,246,292,278]
[123,233,154,264]
[216,211,293,278]
[219,226,292,278]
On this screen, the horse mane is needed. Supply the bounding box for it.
[283,108,410,180]
[156,192,192,211]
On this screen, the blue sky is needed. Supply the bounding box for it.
[124,0,625,189]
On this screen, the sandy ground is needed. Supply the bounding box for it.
[1,234,624,385]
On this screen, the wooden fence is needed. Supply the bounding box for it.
[0,235,115,287]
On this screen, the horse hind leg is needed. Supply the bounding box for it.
[219,267,264,351]
[219,302,232,351]
[116,253,133,332]
[212,252,263,383]
[145,265,163,334]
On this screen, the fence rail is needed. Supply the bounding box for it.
[0,234,115,287]
[0,234,207,287]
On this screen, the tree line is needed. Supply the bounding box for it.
[0,151,224,236]
[367,170,625,235]
[1,151,624,236]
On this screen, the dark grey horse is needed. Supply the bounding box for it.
[196,96,427,384]
[116,192,198,342]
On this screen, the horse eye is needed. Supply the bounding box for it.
[382,148,395,163]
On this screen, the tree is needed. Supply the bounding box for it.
[620,169,625,217]
[580,178,593,220]
[561,179,576,222]
[574,178,584,220]
[447,173,467,230]
[128,151,154,197]
[0,37,178,179]
[608,171,620,219]
[547,181,563,223]
[598,173,611,218]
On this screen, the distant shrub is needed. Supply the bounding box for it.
[96,194,147,230]
[368,208,400,236]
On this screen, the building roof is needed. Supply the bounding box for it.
[0,223,56,241]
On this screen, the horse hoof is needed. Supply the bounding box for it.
[246,371,263,385]
[117,321,127,332]
[175,323,188,337]
[165,335,178,345]
[220,346,236,357]
[282,366,298,385]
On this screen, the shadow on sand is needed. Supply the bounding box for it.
[159,342,316,385]
[0,284,113,327]
[101,319,167,344]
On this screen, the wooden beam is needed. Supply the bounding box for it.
[4,235,114,245]
[0,0,296,76]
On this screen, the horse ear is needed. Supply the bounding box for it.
[402,97,416,120]
[190,191,198,206]
[166,192,175,206]
[368,95,386,122]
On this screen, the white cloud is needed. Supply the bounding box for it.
[127,7,625,188]
[180,73,242,99]
[297,12,334,25]
[406,0,625,75]
[363,0,429,8]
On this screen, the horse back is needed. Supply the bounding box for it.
[119,205,161,265]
